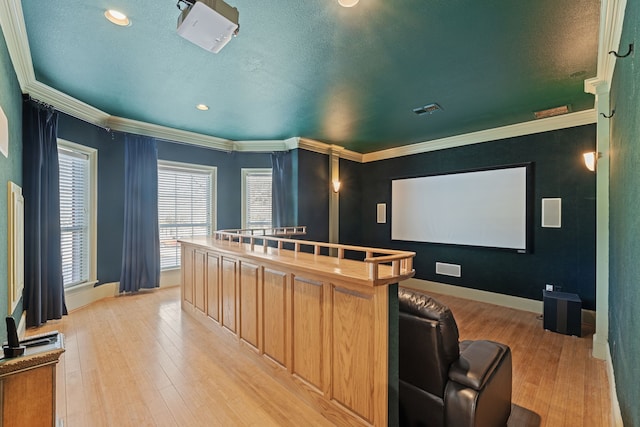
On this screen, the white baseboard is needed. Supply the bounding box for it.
[402,278,596,327]
[65,270,181,312]
[160,268,181,288]
[65,281,119,311]
[606,342,624,426]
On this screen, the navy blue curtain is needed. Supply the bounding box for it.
[22,100,67,327]
[119,135,160,292]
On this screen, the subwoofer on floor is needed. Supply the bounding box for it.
[543,290,582,337]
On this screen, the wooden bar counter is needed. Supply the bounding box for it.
[180,229,415,426]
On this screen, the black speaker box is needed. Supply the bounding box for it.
[543,290,582,337]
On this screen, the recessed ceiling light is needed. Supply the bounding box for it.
[104,9,130,26]
[196,104,209,111]
[338,0,359,7]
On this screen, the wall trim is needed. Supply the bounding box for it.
[65,272,180,312]
[606,343,624,426]
[65,282,118,312]
[107,116,233,151]
[362,110,597,163]
[0,0,34,90]
[585,0,628,94]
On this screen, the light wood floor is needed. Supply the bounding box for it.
[28,286,612,426]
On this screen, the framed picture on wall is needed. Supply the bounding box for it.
[7,181,24,314]
[0,106,8,158]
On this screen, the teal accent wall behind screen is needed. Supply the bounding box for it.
[343,125,597,309]
[0,29,24,339]
[609,0,640,423]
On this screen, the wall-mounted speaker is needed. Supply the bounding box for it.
[542,198,562,228]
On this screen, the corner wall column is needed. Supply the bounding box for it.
[585,76,612,361]
[592,83,611,360]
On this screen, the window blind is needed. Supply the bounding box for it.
[59,147,90,287]
[244,170,272,229]
[158,165,213,270]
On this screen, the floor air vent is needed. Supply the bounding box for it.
[436,262,461,277]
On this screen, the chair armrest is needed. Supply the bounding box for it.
[449,340,510,391]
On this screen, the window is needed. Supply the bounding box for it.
[242,168,272,229]
[158,161,216,270]
[58,139,97,288]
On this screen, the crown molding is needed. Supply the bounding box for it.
[297,138,363,162]
[0,0,33,90]
[106,116,233,152]
[585,0,628,94]
[27,81,111,126]
[362,110,597,163]
[233,138,294,152]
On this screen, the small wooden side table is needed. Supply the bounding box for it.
[0,332,65,427]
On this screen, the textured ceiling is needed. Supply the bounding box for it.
[20,0,600,153]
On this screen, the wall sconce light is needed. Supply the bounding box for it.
[583,152,601,172]
[332,180,341,193]
[338,0,359,7]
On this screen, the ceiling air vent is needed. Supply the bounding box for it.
[413,103,442,116]
[533,105,570,119]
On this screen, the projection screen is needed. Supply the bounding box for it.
[391,165,530,252]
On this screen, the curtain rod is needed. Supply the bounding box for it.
[23,94,54,110]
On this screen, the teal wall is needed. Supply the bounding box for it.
[0,28,24,341]
[609,1,640,424]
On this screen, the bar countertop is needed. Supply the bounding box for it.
[179,235,415,288]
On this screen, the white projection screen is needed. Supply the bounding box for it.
[391,165,530,252]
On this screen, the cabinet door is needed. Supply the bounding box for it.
[239,262,260,350]
[206,253,220,322]
[291,276,324,390]
[194,250,206,313]
[221,258,237,333]
[2,365,55,427]
[262,269,288,367]
[182,246,195,305]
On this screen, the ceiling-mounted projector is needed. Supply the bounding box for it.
[177,0,239,53]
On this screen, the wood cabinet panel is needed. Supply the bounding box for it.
[221,258,237,333]
[194,250,206,313]
[206,253,220,322]
[239,262,260,349]
[182,246,194,305]
[2,365,54,427]
[332,287,375,422]
[262,269,288,367]
[292,276,324,391]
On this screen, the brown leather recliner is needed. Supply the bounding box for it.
[398,287,512,427]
